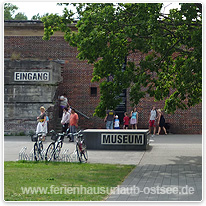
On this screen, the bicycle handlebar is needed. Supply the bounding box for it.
[50,130,66,138]
[50,129,83,138]
[49,130,56,134]
[68,130,83,136]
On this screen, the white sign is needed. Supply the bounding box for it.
[14,72,50,81]
[101,134,144,145]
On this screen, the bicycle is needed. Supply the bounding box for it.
[69,130,88,163]
[45,130,65,161]
[30,132,45,161]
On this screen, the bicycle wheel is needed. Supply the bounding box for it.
[76,144,82,163]
[54,141,62,160]
[45,142,55,161]
[81,141,88,163]
[34,142,43,161]
[76,143,88,163]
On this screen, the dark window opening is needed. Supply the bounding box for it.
[90,87,97,97]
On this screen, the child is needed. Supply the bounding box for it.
[114,115,120,129]
[123,112,130,129]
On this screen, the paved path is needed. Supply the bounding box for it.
[4,136,145,164]
[106,134,202,201]
[4,134,202,201]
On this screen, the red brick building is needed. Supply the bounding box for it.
[4,20,202,134]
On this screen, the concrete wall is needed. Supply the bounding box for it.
[4,60,62,134]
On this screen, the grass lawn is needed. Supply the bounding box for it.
[4,161,135,201]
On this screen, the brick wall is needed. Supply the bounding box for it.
[4,21,202,134]
[57,61,105,129]
[4,36,77,60]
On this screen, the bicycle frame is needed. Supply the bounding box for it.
[45,131,65,161]
[69,130,88,163]
[33,133,44,161]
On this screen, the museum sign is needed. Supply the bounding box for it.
[101,134,144,145]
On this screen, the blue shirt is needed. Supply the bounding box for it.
[131,112,137,119]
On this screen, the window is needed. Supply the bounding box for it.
[90,87,97,97]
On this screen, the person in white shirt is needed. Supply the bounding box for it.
[114,115,120,129]
[61,107,70,132]
[149,106,157,136]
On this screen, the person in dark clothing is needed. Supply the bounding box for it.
[104,109,115,129]
[157,109,167,135]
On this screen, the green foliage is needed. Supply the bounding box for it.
[31,13,41,20]
[4,3,28,20]
[4,3,18,20]
[42,3,202,117]
[31,13,50,20]
[14,12,28,20]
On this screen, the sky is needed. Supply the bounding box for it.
[5,1,181,20]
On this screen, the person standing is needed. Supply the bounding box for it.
[130,107,138,129]
[69,108,79,142]
[114,115,120,129]
[61,107,70,133]
[157,109,167,135]
[104,109,115,129]
[123,112,130,129]
[68,105,72,114]
[36,106,47,141]
[59,93,68,118]
[149,106,157,136]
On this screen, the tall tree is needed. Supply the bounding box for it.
[42,3,202,117]
[4,3,18,20]
[4,3,28,20]
[14,12,28,20]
